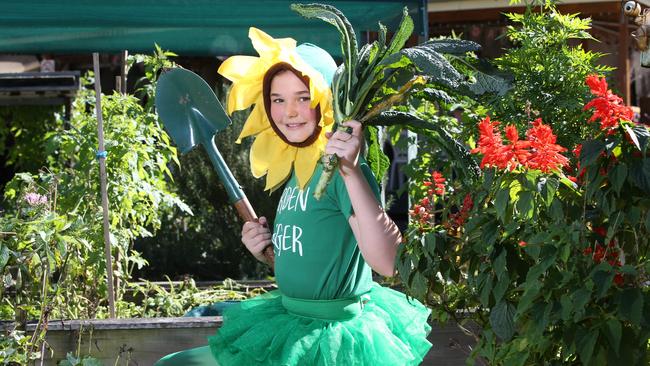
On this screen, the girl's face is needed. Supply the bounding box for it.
[269,71,318,144]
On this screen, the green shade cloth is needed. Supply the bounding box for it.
[0,0,424,57]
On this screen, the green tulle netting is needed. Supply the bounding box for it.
[208,283,432,365]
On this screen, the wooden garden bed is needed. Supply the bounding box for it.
[5,316,476,365]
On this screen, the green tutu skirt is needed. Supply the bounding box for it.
[208,282,432,365]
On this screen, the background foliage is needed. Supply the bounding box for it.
[0,49,277,363]
[396,2,650,365]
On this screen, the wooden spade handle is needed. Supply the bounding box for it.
[234,197,275,270]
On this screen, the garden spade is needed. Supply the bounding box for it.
[155,68,274,268]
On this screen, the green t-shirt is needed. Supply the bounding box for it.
[272,160,381,300]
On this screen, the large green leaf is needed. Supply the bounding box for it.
[492,272,510,304]
[539,177,559,207]
[365,111,481,181]
[490,301,516,341]
[525,249,557,282]
[516,191,534,219]
[633,124,650,153]
[576,327,599,365]
[365,126,390,182]
[479,274,494,307]
[603,318,622,356]
[423,231,437,258]
[395,245,412,285]
[493,249,507,280]
[592,268,614,299]
[466,71,511,96]
[384,7,413,59]
[516,280,542,315]
[379,42,462,89]
[414,88,454,104]
[357,42,377,74]
[579,139,605,167]
[617,288,643,325]
[400,47,462,88]
[609,162,627,195]
[0,245,10,272]
[623,123,650,153]
[628,158,650,194]
[421,38,481,55]
[291,4,358,69]
[291,3,358,115]
[495,188,510,221]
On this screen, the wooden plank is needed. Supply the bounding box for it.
[619,11,631,105]
[40,317,222,366]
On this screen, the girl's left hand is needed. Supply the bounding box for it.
[325,120,363,176]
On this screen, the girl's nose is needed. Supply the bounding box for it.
[285,101,298,117]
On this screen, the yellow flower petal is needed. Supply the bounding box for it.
[217,55,259,82]
[249,27,296,58]
[294,143,322,189]
[250,129,287,177]
[236,98,268,142]
[264,150,295,192]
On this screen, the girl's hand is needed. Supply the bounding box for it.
[241,216,273,264]
[325,120,363,176]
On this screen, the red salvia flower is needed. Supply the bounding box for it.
[584,75,633,133]
[593,226,607,237]
[431,171,446,196]
[524,118,569,173]
[472,117,568,173]
[503,125,532,168]
[613,273,624,286]
[572,144,582,158]
[471,116,510,170]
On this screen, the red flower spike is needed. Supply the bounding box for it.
[525,119,569,173]
[573,144,582,158]
[613,273,624,286]
[584,75,634,133]
[593,226,607,237]
[432,171,446,184]
[472,117,568,173]
[518,241,527,247]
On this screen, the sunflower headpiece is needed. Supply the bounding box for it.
[218,27,336,192]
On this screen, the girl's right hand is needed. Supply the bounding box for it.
[241,216,273,264]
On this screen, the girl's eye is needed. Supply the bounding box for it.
[272,98,284,103]
[298,97,311,102]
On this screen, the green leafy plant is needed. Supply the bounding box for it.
[58,353,102,366]
[114,278,268,318]
[394,3,649,364]
[398,72,649,364]
[0,50,190,362]
[291,3,507,198]
[0,329,41,365]
[488,0,612,148]
[1,172,90,364]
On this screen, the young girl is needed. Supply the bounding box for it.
[155,28,431,366]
